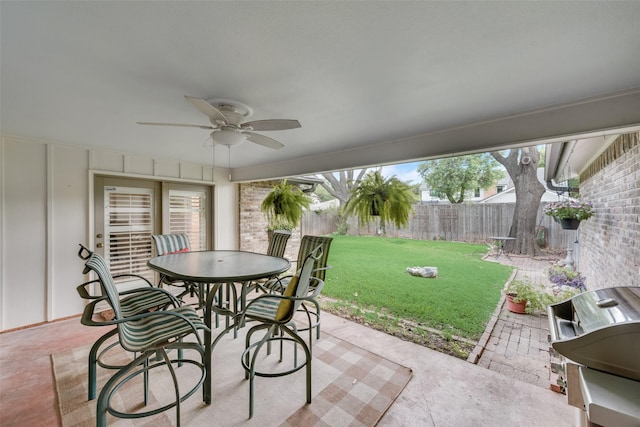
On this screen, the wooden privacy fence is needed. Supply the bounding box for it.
[301,203,576,252]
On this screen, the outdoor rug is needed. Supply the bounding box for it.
[52,330,412,427]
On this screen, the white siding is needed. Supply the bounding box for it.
[0,135,237,330]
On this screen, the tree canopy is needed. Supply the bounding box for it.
[417,154,503,203]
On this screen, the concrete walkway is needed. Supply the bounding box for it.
[476,253,565,391]
[323,309,578,426]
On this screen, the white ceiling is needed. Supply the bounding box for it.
[2,1,640,181]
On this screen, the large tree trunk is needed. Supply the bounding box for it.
[491,147,545,256]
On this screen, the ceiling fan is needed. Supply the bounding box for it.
[137,96,301,149]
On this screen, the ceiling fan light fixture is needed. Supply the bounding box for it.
[212,130,247,146]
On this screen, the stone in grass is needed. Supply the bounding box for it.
[406,266,438,278]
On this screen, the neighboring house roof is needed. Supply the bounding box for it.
[480,168,559,203]
[480,186,560,204]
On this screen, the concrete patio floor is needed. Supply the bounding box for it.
[324,311,578,426]
[0,252,580,426]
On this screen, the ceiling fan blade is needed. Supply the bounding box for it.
[185,96,229,124]
[137,121,215,130]
[245,132,284,149]
[242,119,301,131]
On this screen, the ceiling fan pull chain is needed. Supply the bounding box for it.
[228,145,232,181]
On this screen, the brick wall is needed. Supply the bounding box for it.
[239,180,301,262]
[578,132,640,289]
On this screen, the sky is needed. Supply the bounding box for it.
[382,161,423,184]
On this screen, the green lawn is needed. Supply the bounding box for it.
[322,235,513,341]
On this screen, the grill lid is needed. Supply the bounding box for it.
[548,286,640,381]
[572,287,640,332]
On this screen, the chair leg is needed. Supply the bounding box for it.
[244,325,277,418]
[160,348,181,427]
[281,325,312,404]
[96,351,151,427]
[242,322,311,418]
[88,328,118,400]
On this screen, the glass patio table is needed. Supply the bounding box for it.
[147,250,291,404]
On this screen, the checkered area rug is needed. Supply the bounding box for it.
[52,332,411,426]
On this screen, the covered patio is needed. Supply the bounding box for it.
[2,2,640,426]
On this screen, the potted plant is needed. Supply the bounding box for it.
[343,171,416,234]
[260,180,311,231]
[504,280,550,314]
[543,199,594,230]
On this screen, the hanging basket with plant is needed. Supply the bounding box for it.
[260,180,311,230]
[543,199,593,229]
[543,199,593,221]
[343,171,416,235]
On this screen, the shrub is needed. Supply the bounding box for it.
[547,265,587,291]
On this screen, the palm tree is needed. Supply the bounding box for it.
[344,171,416,234]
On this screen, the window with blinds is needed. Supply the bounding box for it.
[169,190,207,251]
[105,187,154,284]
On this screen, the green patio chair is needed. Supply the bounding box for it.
[211,245,323,418]
[263,235,333,340]
[247,230,292,295]
[151,233,203,305]
[78,246,209,427]
[266,230,292,258]
[76,244,180,401]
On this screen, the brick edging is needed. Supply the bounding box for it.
[466,267,518,364]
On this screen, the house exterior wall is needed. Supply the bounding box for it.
[238,181,300,262]
[0,135,237,331]
[577,132,639,290]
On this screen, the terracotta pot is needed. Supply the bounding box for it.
[506,294,527,314]
[560,218,581,230]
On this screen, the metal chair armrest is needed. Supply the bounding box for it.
[306,278,325,299]
[79,298,118,327]
[76,279,103,299]
[112,273,154,287]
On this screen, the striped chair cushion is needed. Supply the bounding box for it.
[151,234,191,256]
[296,235,333,281]
[244,298,281,322]
[119,290,173,318]
[119,305,205,352]
[85,252,123,318]
[267,231,291,258]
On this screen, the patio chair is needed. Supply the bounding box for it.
[266,230,292,258]
[245,230,292,296]
[262,235,333,340]
[211,245,323,418]
[78,246,209,427]
[76,244,180,401]
[151,234,202,306]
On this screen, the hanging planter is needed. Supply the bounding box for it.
[343,171,416,235]
[260,180,311,230]
[543,199,593,229]
[560,218,581,230]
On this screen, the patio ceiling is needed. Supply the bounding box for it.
[2,2,640,182]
